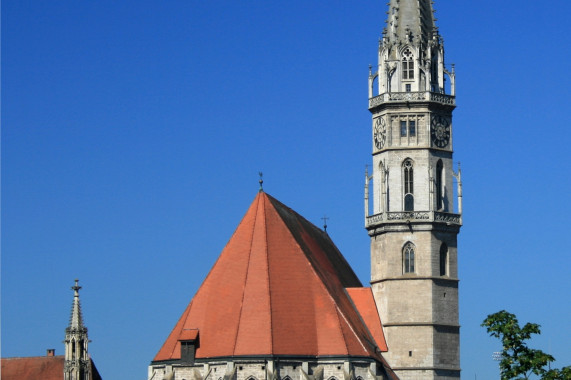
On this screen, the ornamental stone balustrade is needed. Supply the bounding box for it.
[369,91,455,109]
[365,210,462,228]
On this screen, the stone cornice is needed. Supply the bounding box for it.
[370,276,459,284]
[382,322,460,328]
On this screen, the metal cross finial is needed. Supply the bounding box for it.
[72,279,81,296]
[258,172,264,192]
[321,215,329,232]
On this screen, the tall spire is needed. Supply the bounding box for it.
[69,279,85,330]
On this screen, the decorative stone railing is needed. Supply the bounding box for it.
[369,91,455,108]
[366,211,462,228]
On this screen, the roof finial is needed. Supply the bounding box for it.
[321,215,329,232]
[72,279,81,297]
[258,172,264,192]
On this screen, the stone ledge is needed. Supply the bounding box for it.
[382,322,460,328]
[390,366,461,371]
[371,276,459,284]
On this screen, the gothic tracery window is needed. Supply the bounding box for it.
[403,159,414,211]
[402,48,414,80]
[403,243,415,274]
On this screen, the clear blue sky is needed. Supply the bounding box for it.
[2,1,570,379]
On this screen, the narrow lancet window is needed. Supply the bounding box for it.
[403,243,415,273]
[440,243,448,276]
[436,160,443,210]
[400,118,416,138]
[409,120,416,137]
[403,159,414,211]
[400,121,407,137]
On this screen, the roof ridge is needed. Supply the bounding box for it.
[262,195,275,354]
[336,300,370,355]
[187,194,262,306]
[345,288,385,352]
[265,194,362,287]
[232,193,261,356]
[331,296,351,356]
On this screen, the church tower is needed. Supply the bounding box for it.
[64,279,92,380]
[365,1,462,379]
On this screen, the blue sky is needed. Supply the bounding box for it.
[2,1,570,379]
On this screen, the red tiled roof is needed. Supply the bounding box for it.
[154,192,388,362]
[1,356,64,380]
[1,356,103,380]
[179,329,199,341]
[346,288,388,352]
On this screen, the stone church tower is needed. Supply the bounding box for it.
[365,0,462,379]
[64,280,93,380]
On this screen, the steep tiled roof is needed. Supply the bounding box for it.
[1,356,64,380]
[346,288,388,352]
[1,356,103,380]
[154,192,388,362]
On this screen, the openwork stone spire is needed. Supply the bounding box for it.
[384,0,437,46]
[64,279,91,380]
[369,0,455,99]
[68,279,85,330]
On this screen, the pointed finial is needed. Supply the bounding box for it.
[72,279,81,296]
[321,215,329,232]
[258,172,264,192]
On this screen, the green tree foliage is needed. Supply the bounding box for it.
[543,368,571,380]
[482,310,570,379]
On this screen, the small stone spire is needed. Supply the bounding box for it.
[69,279,85,329]
[64,279,90,380]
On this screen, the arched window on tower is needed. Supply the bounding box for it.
[436,159,444,210]
[440,243,448,276]
[403,243,415,274]
[78,339,83,359]
[403,159,414,211]
[402,48,414,81]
